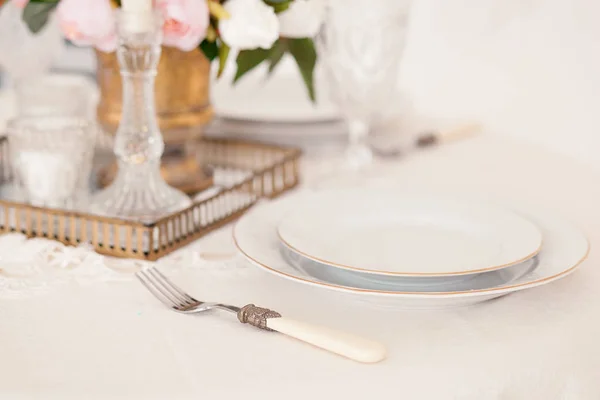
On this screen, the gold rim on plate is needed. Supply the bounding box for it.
[233,218,590,298]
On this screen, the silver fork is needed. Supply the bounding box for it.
[136,267,386,363]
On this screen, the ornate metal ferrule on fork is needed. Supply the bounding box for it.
[237,304,282,331]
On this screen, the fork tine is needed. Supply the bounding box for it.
[142,269,192,309]
[146,267,198,308]
[149,267,198,304]
[146,268,193,308]
[136,270,179,309]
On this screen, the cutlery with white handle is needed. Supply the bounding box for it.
[136,267,386,363]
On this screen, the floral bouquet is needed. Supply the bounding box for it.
[3,0,324,99]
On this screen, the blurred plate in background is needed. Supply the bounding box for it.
[211,57,340,124]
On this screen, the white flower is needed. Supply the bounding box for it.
[220,0,279,50]
[278,0,326,38]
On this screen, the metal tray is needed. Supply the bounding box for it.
[0,137,301,261]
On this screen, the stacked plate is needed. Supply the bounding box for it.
[234,190,589,309]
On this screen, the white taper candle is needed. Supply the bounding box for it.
[121,0,152,13]
[121,0,154,33]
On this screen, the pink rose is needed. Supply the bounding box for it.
[13,0,29,8]
[57,0,117,53]
[156,0,209,51]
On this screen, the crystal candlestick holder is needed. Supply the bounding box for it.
[90,11,191,222]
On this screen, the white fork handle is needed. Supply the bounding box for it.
[267,317,386,363]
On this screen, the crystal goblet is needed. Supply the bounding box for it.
[317,0,412,170]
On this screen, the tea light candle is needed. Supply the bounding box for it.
[121,0,153,32]
[16,152,78,207]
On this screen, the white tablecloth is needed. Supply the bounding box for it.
[1,134,599,399]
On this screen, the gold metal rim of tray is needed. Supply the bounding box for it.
[0,137,302,261]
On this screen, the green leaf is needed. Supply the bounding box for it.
[217,43,230,78]
[287,38,317,102]
[22,1,57,34]
[268,39,287,75]
[266,0,291,13]
[234,48,270,83]
[199,39,219,61]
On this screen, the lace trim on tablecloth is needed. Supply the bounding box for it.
[0,227,245,299]
[0,233,121,299]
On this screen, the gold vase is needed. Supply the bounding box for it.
[96,46,214,144]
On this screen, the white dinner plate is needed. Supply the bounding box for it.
[277,192,543,277]
[233,194,589,309]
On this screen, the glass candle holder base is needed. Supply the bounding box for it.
[89,162,191,223]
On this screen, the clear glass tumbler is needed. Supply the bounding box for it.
[317,0,412,169]
[6,117,96,209]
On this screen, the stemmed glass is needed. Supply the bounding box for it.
[316,0,412,170]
